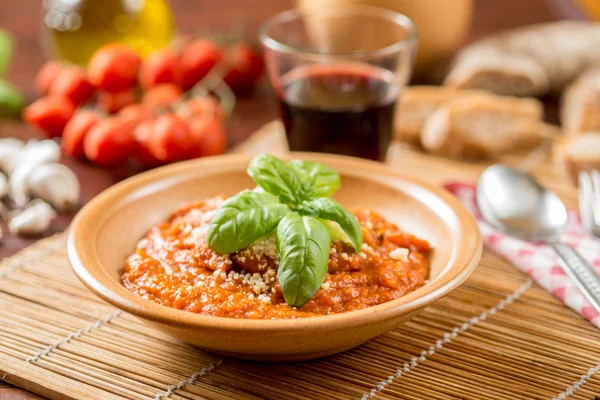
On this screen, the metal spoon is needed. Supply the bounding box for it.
[477,164,600,313]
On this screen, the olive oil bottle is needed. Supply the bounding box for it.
[42,0,174,65]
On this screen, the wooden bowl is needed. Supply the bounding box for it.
[68,153,481,361]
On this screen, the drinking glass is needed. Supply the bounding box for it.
[260,5,417,161]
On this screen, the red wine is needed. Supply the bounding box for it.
[278,64,398,161]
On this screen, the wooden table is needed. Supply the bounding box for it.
[0,0,561,398]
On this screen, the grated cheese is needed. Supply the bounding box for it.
[257,294,271,303]
[225,267,278,299]
[390,247,409,262]
[249,235,278,261]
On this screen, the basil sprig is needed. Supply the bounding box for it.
[298,198,362,253]
[207,154,362,307]
[247,153,303,204]
[207,191,290,254]
[277,213,331,306]
[289,160,341,198]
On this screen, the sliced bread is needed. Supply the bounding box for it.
[395,86,483,145]
[553,132,600,184]
[420,93,544,159]
[561,68,600,134]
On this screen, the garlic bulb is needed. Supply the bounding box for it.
[28,163,80,213]
[8,140,61,207]
[8,200,56,236]
[0,138,24,174]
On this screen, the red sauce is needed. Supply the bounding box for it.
[121,196,431,319]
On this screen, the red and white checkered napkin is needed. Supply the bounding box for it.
[444,182,600,328]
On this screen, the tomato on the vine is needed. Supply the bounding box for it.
[223,43,264,92]
[188,114,227,157]
[147,113,195,162]
[179,39,223,90]
[83,117,135,168]
[62,110,100,159]
[140,48,181,89]
[88,45,141,93]
[23,96,76,138]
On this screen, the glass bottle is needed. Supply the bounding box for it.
[42,0,174,65]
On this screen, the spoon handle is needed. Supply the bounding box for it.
[549,241,600,313]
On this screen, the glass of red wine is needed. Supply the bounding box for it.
[260,5,417,161]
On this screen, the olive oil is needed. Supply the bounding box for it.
[43,0,174,65]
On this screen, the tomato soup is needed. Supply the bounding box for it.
[121,196,431,319]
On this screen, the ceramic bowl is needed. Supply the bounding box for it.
[296,0,474,76]
[68,153,481,361]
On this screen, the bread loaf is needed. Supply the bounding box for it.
[561,68,600,134]
[553,132,600,184]
[444,51,549,97]
[445,21,600,96]
[395,86,481,145]
[420,93,544,159]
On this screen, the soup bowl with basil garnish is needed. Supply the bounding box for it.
[68,153,481,361]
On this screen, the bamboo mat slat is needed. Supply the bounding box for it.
[0,124,598,400]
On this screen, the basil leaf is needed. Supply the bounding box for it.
[289,160,341,198]
[0,79,23,118]
[298,198,362,252]
[0,30,13,76]
[247,153,303,204]
[207,190,289,254]
[277,213,331,307]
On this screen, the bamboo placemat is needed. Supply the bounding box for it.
[0,123,599,400]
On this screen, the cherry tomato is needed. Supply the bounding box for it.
[188,115,227,157]
[132,119,162,168]
[83,117,135,168]
[143,83,183,108]
[36,61,63,96]
[147,113,195,162]
[87,44,141,93]
[179,96,224,121]
[98,89,137,114]
[23,96,75,138]
[139,48,180,89]
[178,39,223,90]
[223,44,264,92]
[119,103,153,125]
[49,65,96,105]
[62,110,100,159]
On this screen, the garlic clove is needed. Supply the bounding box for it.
[11,139,60,174]
[9,162,38,208]
[27,163,80,213]
[8,200,57,237]
[0,202,9,222]
[8,140,62,208]
[0,138,24,174]
[0,173,7,199]
[0,173,7,221]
